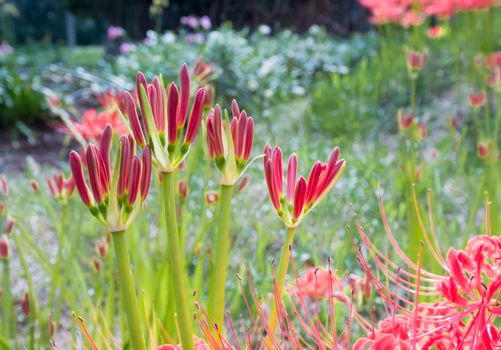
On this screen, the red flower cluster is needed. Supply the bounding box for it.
[263,145,345,226]
[120,65,205,172]
[352,196,501,349]
[60,90,128,141]
[69,124,152,230]
[47,172,75,200]
[359,0,501,26]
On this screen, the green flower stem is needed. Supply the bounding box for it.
[2,259,12,343]
[208,184,234,329]
[48,203,67,322]
[162,171,194,350]
[111,230,146,350]
[410,78,417,114]
[264,226,296,349]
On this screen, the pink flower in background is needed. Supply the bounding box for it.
[0,43,13,56]
[186,33,205,44]
[181,16,199,29]
[293,267,346,300]
[199,16,212,30]
[107,25,125,40]
[120,42,135,54]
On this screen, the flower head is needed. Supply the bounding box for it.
[263,145,345,227]
[406,48,427,78]
[468,91,487,108]
[0,235,9,260]
[205,100,254,185]
[107,25,125,40]
[477,140,492,159]
[69,124,152,231]
[398,109,414,131]
[119,65,206,173]
[47,172,75,202]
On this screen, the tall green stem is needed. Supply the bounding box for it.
[162,171,194,350]
[2,259,12,344]
[111,230,146,350]
[208,184,234,329]
[264,226,296,349]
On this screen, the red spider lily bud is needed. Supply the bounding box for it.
[99,124,113,180]
[272,147,283,196]
[203,84,214,108]
[0,235,9,259]
[118,136,133,198]
[126,156,142,206]
[0,175,8,196]
[123,91,146,148]
[184,88,205,145]
[231,99,240,117]
[178,180,189,200]
[69,151,93,207]
[140,145,152,201]
[30,180,39,192]
[93,257,101,272]
[305,161,326,205]
[0,201,4,217]
[264,154,282,213]
[136,71,149,132]
[206,105,225,159]
[49,316,55,338]
[406,48,427,75]
[468,91,486,108]
[477,140,492,159]
[193,57,215,84]
[167,82,180,144]
[414,122,428,141]
[286,153,298,202]
[205,190,220,205]
[6,215,15,234]
[231,110,254,162]
[21,292,29,317]
[398,109,413,131]
[292,177,307,220]
[95,238,108,257]
[449,116,460,131]
[237,175,250,193]
[86,145,105,204]
[151,77,166,133]
[178,64,191,127]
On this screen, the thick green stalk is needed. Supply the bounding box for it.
[208,184,234,328]
[2,260,12,344]
[264,227,296,349]
[111,230,147,350]
[162,171,194,350]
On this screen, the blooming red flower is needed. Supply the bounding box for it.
[397,109,414,131]
[292,266,345,300]
[477,140,492,159]
[263,145,344,227]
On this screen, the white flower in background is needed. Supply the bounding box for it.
[258,24,271,35]
[258,55,280,76]
[162,31,176,44]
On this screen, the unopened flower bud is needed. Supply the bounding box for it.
[406,48,427,78]
[93,257,101,272]
[449,116,460,131]
[398,109,413,131]
[205,191,220,205]
[49,315,56,337]
[237,176,250,193]
[6,215,15,234]
[178,180,189,200]
[477,140,492,160]
[468,91,486,108]
[0,235,9,259]
[95,239,108,258]
[21,292,30,317]
[0,201,4,217]
[30,180,40,192]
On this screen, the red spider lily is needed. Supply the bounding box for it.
[427,25,447,39]
[21,291,30,317]
[468,91,487,108]
[413,121,428,141]
[0,235,9,259]
[398,109,414,131]
[485,51,501,69]
[263,144,345,227]
[477,140,492,159]
[292,266,345,300]
[205,100,254,184]
[486,66,501,88]
[47,172,75,201]
[0,201,4,217]
[95,238,109,258]
[119,64,206,172]
[203,84,215,108]
[178,179,189,200]
[58,91,128,141]
[30,180,39,192]
[69,124,152,231]
[350,190,501,350]
[406,49,427,78]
